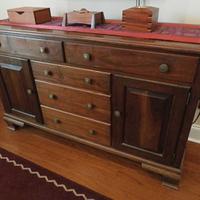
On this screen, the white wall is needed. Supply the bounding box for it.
[0,0,200,24]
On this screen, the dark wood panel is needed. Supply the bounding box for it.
[42,106,111,146]
[0,35,64,62]
[31,61,111,94]
[112,75,190,165]
[123,88,172,153]
[0,55,43,123]
[64,42,198,83]
[36,81,111,123]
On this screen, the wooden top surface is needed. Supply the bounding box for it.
[7,7,49,12]
[0,24,200,56]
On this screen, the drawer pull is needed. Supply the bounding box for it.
[159,64,169,73]
[88,130,96,136]
[49,94,57,100]
[53,118,61,124]
[27,89,33,95]
[40,47,48,54]
[84,77,93,85]
[85,103,94,110]
[83,53,91,61]
[44,70,52,76]
[114,110,121,118]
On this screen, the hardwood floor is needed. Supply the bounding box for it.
[0,103,199,200]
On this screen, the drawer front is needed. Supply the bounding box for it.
[0,35,64,62]
[36,81,111,123]
[32,61,111,94]
[42,106,111,146]
[64,42,198,83]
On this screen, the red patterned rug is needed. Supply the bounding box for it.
[0,148,110,200]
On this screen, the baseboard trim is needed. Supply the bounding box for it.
[189,125,200,144]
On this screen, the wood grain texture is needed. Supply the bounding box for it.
[0,35,64,62]
[42,105,111,146]
[0,102,199,200]
[0,55,42,123]
[31,61,111,94]
[64,42,198,83]
[112,75,190,165]
[36,80,111,123]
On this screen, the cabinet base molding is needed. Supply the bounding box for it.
[3,116,25,131]
[3,113,182,188]
[142,163,181,189]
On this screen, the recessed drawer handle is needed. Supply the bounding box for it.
[40,47,49,54]
[49,94,57,100]
[88,130,96,136]
[53,118,61,124]
[83,53,91,61]
[159,64,169,73]
[85,103,95,110]
[44,70,52,76]
[84,77,93,85]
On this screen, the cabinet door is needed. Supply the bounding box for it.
[0,56,42,123]
[112,75,190,165]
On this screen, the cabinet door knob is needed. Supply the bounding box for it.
[49,94,57,100]
[40,47,48,54]
[88,129,96,136]
[85,103,94,110]
[83,53,91,61]
[84,77,93,85]
[53,118,61,124]
[44,70,52,76]
[27,89,33,95]
[159,64,169,73]
[114,110,121,118]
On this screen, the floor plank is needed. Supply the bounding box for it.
[0,103,199,200]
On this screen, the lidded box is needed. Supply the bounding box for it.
[7,7,51,24]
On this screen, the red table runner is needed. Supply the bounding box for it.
[1,17,200,44]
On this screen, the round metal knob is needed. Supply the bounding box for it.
[114,110,121,118]
[83,53,91,61]
[84,77,93,85]
[27,89,33,95]
[40,47,48,54]
[44,70,52,76]
[53,118,61,124]
[88,130,96,136]
[85,103,94,110]
[159,64,169,73]
[49,94,57,100]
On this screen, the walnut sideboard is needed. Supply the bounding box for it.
[0,25,200,189]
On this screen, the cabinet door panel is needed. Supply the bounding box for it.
[112,75,190,164]
[0,56,42,123]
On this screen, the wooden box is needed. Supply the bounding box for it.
[7,7,51,24]
[122,7,159,32]
[62,9,105,29]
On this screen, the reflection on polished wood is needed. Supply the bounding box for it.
[0,102,199,200]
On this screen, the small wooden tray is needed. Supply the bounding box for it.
[62,9,105,29]
[7,7,51,24]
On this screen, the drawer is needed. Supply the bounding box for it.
[64,42,198,83]
[0,35,64,62]
[36,81,111,123]
[32,61,111,94]
[42,106,111,146]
